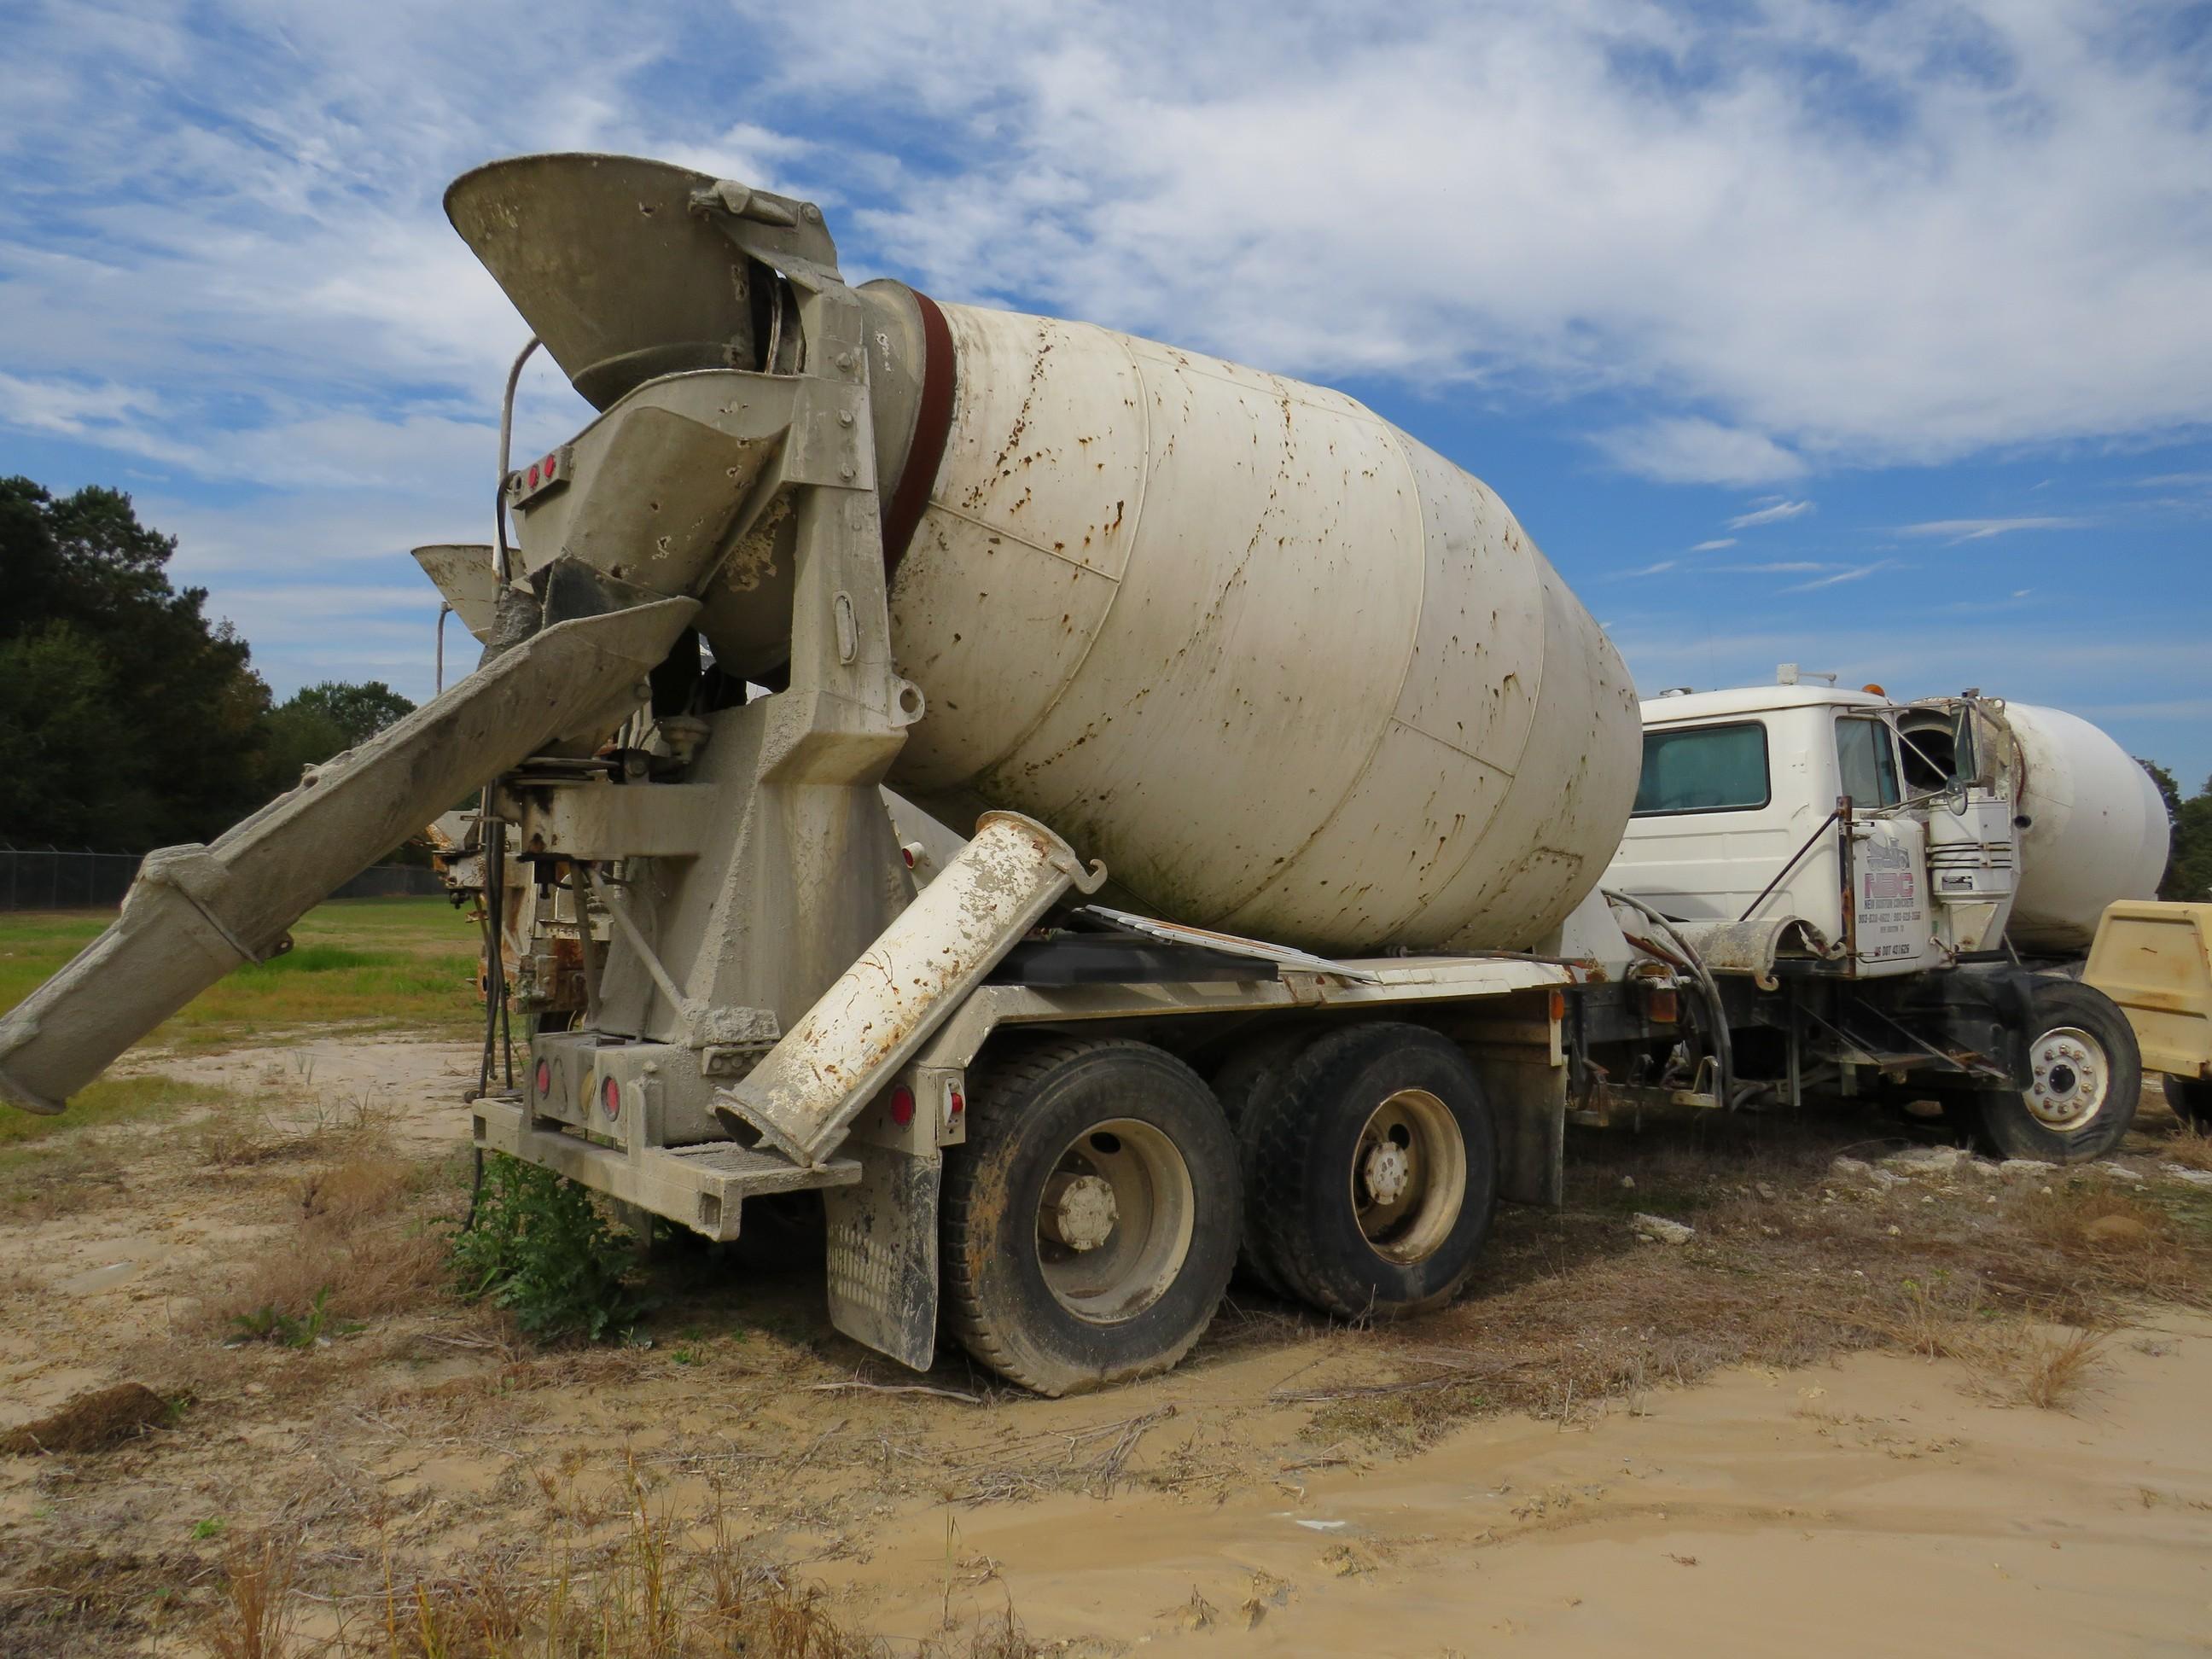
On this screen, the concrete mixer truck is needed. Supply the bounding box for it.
[0,154,2166,1395]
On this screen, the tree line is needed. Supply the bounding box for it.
[0,477,416,852]
[3,474,2209,900]
[2141,761,2212,904]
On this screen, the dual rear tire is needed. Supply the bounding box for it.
[1231,1024,1496,1319]
[941,1025,1496,1394]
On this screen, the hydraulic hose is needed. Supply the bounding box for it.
[1603,888,1738,1109]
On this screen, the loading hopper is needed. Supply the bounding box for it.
[445,153,756,410]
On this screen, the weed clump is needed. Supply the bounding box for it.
[451,1156,649,1342]
[203,1153,445,1343]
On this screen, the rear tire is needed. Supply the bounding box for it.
[1211,1027,1313,1296]
[2168,1076,2212,1131]
[1964,979,2140,1162]
[942,1039,1240,1396]
[1245,1024,1496,1320]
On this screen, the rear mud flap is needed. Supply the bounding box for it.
[824,1146,941,1371]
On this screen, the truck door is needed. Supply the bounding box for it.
[1836,713,1935,974]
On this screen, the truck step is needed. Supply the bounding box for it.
[470,1099,859,1242]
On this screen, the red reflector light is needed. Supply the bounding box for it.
[901,846,916,868]
[527,463,541,488]
[602,1077,621,1119]
[535,1060,551,1097]
[949,1090,965,1117]
[542,451,557,478]
[889,1086,915,1126]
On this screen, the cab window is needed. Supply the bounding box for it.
[1836,716,1901,807]
[1633,722,1771,816]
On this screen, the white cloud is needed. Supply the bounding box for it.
[1606,559,1679,579]
[1722,561,1831,573]
[1690,538,1738,552]
[1784,560,1900,592]
[1593,419,1804,486]
[1898,515,2090,542]
[1728,499,1816,530]
[789,2,2212,475]
[3,0,2209,500]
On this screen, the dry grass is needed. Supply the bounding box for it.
[1300,1109,2212,1449]
[0,1545,205,1657]
[208,1536,298,1659]
[202,1152,450,1337]
[2005,1327,2110,1409]
[0,1072,280,1220]
[2163,1124,2212,1173]
[198,1464,1038,1659]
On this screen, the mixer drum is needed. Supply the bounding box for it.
[1999,701,2170,954]
[881,302,1641,952]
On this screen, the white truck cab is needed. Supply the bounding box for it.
[1606,682,2029,978]
[1588,672,2164,1168]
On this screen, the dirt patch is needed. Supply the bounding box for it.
[0,1034,2208,1655]
[0,1382,170,1454]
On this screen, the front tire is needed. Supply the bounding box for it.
[1245,1024,1496,1320]
[1964,979,2140,1162]
[942,1039,1240,1396]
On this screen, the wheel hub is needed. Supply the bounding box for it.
[1034,1119,1196,1324]
[2025,1026,2107,1131]
[1361,1142,1412,1207]
[1348,1088,1468,1266]
[1044,1173,1119,1253]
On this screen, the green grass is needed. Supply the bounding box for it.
[0,1072,236,1153]
[0,896,481,1049]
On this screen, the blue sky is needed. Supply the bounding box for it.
[3,2,2209,783]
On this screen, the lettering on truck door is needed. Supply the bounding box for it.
[1837,713,1932,970]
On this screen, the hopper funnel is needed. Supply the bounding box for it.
[446,153,760,409]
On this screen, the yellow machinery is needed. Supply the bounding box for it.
[2085,901,2212,1126]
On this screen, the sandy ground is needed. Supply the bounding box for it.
[2,1036,2209,1655]
[840,1318,2212,1655]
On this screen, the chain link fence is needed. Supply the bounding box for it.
[0,845,445,911]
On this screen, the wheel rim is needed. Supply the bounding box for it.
[2023,1025,2110,1133]
[1348,1088,1466,1266]
[1035,1118,1195,1324]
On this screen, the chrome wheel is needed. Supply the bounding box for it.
[2023,1025,2109,1134]
[1036,1118,1196,1324]
[1349,1088,1467,1266]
